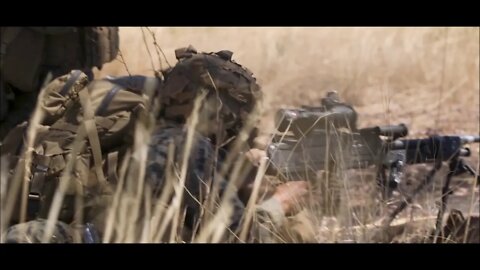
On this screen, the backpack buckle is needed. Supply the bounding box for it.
[27,163,49,218]
[30,164,48,196]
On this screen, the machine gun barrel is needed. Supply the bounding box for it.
[387,135,479,164]
[460,135,480,144]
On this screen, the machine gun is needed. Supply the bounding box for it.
[266,92,479,229]
[267,92,410,195]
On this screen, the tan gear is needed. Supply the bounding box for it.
[0,27,120,141]
[3,71,161,224]
[1,27,119,93]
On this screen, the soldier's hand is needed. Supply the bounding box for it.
[244,148,267,167]
[272,181,308,216]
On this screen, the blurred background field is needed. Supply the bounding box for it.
[96,27,479,138]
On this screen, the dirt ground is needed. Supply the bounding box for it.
[95,27,479,242]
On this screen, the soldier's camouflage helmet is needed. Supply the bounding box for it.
[159,46,262,146]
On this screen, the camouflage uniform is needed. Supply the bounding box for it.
[152,46,290,242]
[144,125,288,242]
[3,125,287,243]
[3,47,288,243]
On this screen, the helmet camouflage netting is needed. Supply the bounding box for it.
[159,46,262,134]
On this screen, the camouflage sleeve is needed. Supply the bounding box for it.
[144,128,174,196]
[256,197,286,227]
[145,126,287,242]
[145,127,223,230]
[247,197,286,243]
[213,174,286,243]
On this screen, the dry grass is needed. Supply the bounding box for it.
[1,27,478,243]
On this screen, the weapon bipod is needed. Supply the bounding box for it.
[380,154,478,229]
[433,156,479,241]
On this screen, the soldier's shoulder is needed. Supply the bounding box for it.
[148,125,215,163]
[145,125,215,193]
[150,126,186,146]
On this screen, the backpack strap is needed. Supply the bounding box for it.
[78,89,107,186]
[105,75,147,93]
[95,85,122,116]
[95,78,151,117]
